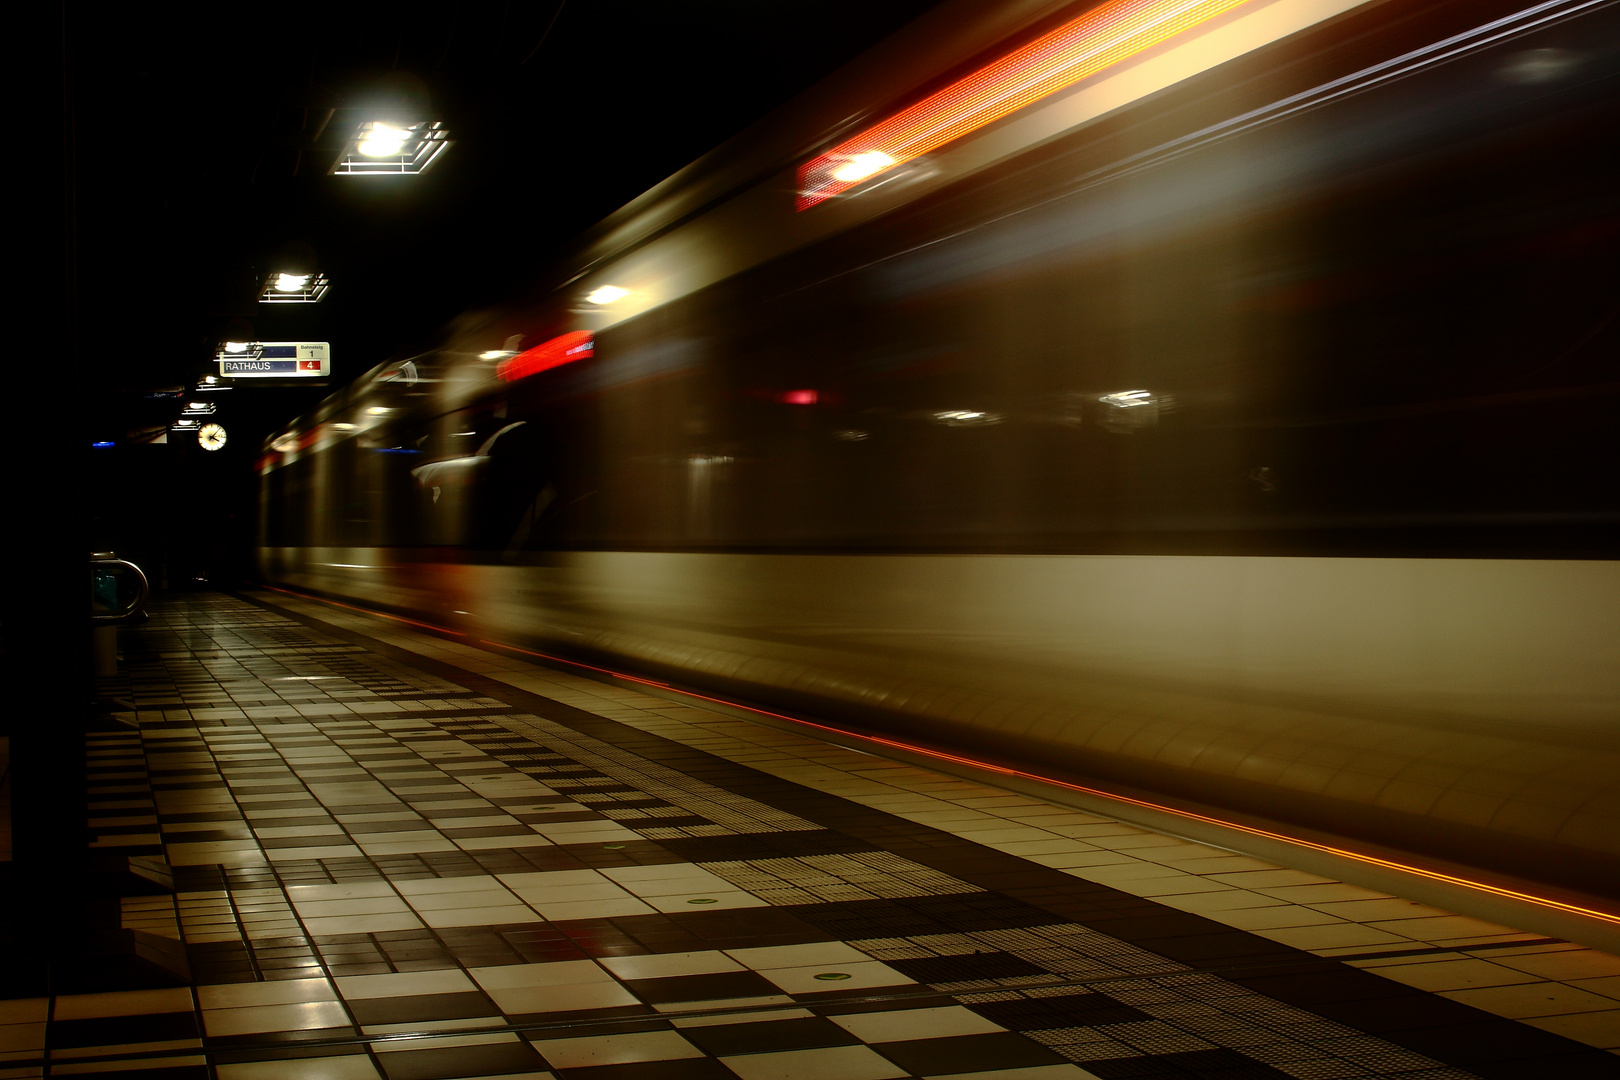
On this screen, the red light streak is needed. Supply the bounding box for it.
[254,584,1620,929]
[498,331,595,382]
[797,0,1252,210]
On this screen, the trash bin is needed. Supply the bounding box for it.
[90,553,150,677]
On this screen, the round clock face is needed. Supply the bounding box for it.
[198,422,228,451]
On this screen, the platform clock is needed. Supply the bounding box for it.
[197,422,228,451]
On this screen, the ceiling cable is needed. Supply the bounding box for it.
[521,0,568,66]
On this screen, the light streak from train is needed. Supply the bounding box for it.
[797,0,1254,209]
[585,285,630,305]
[497,331,596,382]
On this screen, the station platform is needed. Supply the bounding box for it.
[5,590,1617,1079]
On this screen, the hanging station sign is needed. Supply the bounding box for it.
[218,342,330,378]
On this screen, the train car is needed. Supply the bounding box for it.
[259,0,1620,901]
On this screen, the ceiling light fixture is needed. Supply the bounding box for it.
[332,120,452,176]
[357,123,411,157]
[257,270,329,304]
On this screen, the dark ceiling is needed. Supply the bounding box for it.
[70,0,942,445]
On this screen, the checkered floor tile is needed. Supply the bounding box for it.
[1,591,1612,1080]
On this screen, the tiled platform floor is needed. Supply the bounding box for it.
[5,590,1616,1079]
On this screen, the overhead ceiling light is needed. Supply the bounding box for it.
[258,271,329,304]
[366,406,392,415]
[357,123,411,157]
[479,349,517,361]
[585,285,629,305]
[216,341,264,365]
[332,120,452,177]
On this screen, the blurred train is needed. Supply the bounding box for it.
[260,0,1620,899]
